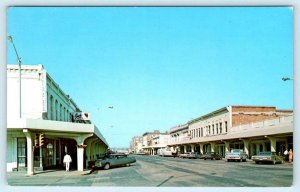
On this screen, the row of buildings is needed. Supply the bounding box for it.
[7,64,109,175]
[130,106,293,158]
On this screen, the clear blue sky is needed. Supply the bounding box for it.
[7,7,293,148]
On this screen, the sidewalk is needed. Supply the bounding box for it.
[7,169,91,178]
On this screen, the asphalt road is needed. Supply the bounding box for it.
[6,155,293,187]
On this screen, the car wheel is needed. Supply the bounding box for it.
[272,160,276,165]
[126,164,130,167]
[255,161,259,164]
[104,163,110,170]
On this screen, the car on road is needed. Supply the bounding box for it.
[94,154,136,170]
[202,152,222,160]
[251,151,284,165]
[179,152,201,159]
[225,149,248,162]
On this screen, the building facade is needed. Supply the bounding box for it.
[168,106,293,158]
[7,64,108,175]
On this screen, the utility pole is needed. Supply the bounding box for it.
[8,35,22,118]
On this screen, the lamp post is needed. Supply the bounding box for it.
[8,35,22,118]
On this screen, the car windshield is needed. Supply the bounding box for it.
[258,152,272,156]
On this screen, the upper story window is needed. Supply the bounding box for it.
[55,100,58,121]
[50,95,53,120]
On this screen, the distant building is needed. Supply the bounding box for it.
[130,136,143,154]
[141,130,170,155]
[7,64,108,175]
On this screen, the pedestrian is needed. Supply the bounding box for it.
[284,149,288,162]
[288,149,293,163]
[63,153,72,171]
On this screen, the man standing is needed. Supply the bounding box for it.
[63,153,72,171]
[284,149,288,162]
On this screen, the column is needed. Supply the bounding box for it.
[210,143,215,153]
[23,129,34,175]
[199,143,204,154]
[250,143,255,156]
[191,144,195,152]
[262,143,267,152]
[242,139,250,157]
[75,134,93,171]
[53,140,57,166]
[183,145,187,153]
[256,143,260,154]
[267,136,277,153]
[77,145,86,171]
[224,141,230,153]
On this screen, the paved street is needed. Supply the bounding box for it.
[7,155,293,187]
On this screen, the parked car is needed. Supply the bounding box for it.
[225,149,248,162]
[186,152,201,159]
[251,151,284,165]
[203,152,222,160]
[158,148,177,157]
[94,154,136,170]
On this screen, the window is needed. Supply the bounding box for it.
[55,100,58,121]
[225,121,228,132]
[17,138,27,168]
[63,107,66,121]
[50,95,53,120]
[201,127,203,137]
[220,122,222,133]
[212,124,215,135]
[216,123,219,134]
[60,104,63,121]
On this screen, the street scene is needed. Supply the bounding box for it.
[5,6,294,189]
[7,155,293,187]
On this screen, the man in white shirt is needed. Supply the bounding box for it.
[63,153,72,171]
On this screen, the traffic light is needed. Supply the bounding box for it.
[39,133,45,147]
[34,134,39,148]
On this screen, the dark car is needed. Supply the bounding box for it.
[251,151,284,164]
[203,152,222,160]
[94,154,136,170]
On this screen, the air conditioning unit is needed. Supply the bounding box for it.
[73,112,90,121]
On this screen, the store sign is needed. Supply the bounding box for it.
[73,112,90,121]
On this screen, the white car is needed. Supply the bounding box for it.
[225,149,248,162]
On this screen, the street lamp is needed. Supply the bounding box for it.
[282,77,293,81]
[7,35,22,118]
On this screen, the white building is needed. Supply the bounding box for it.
[7,64,108,175]
[141,130,170,155]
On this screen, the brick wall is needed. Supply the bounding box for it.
[232,106,277,126]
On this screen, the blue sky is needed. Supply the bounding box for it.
[7,7,293,148]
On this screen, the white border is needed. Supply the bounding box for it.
[1,1,299,192]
